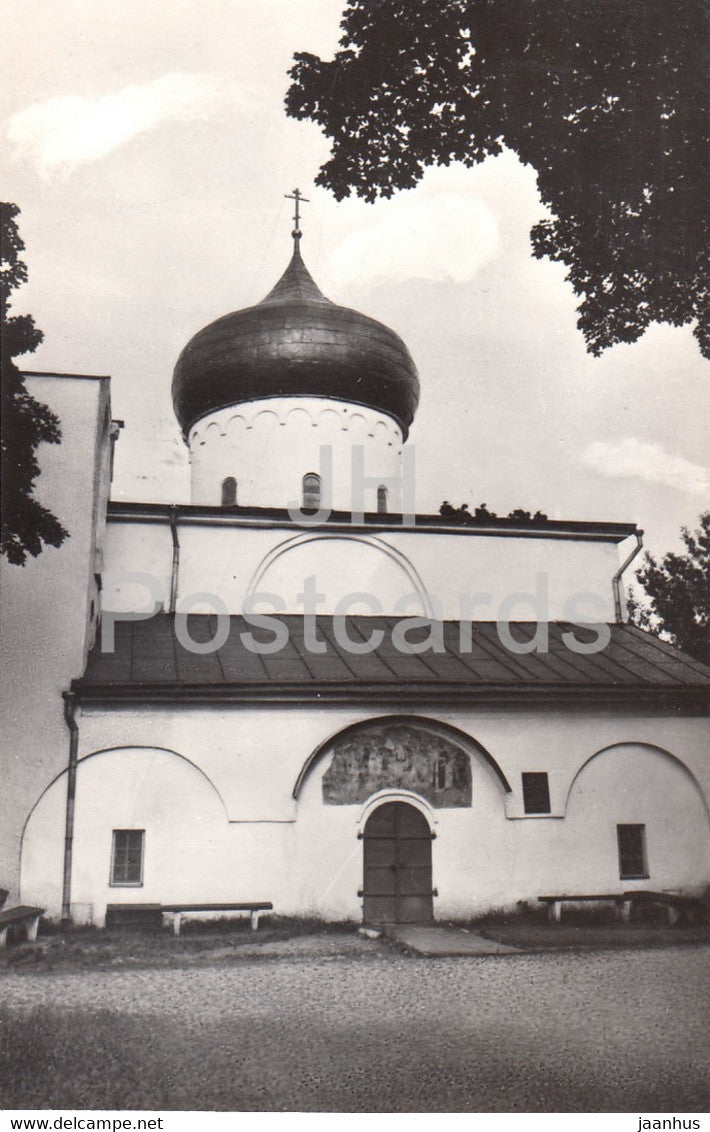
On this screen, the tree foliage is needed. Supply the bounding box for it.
[287,0,710,358]
[439,500,548,523]
[629,513,710,666]
[1,203,68,566]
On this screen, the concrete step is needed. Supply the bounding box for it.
[386,924,520,956]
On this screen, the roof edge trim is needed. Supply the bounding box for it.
[72,682,710,712]
[106,501,639,542]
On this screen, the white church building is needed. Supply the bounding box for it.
[2,224,710,928]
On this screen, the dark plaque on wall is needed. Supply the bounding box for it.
[322,724,472,807]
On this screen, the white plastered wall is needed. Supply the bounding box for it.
[558,744,709,894]
[102,517,624,621]
[21,705,710,923]
[188,397,403,512]
[0,374,112,901]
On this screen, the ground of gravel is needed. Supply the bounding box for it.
[1,944,708,1112]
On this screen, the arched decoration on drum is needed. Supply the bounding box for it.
[293,715,512,806]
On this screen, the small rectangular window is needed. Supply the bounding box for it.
[617,823,648,879]
[522,772,551,814]
[111,829,145,886]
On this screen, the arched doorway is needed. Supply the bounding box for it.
[362,801,434,924]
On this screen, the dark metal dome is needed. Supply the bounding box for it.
[171,246,420,439]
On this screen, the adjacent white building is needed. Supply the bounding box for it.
[3,234,710,928]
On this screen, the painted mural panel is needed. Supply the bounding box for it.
[322,724,472,807]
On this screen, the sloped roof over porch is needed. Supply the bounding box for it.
[73,616,710,711]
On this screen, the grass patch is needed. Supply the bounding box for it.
[466,903,710,951]
[2,916,362,974]
[4,905,708,973]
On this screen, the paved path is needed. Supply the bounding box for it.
[1,945,709,1111]
[387,924,520,955]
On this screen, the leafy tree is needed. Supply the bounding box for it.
[439,501,548,523]
[507,507,549,523]
[1,203,68,565]
[629,513,710,666]
[287,0,710,358]
[440,501,497,523]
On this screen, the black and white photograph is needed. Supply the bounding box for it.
[1,0,709,1119]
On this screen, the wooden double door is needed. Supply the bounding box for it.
[362,801,434,924]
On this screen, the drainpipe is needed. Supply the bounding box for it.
[61,692,79,926]
[169,505,180,613]
[612,529,644,622]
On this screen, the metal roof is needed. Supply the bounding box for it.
[171,246,420,440]
[106,500,639,542]
[74,617,710,710]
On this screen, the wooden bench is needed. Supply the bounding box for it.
[160,902,273,936]
[623,890,706,926]
[539,894,633,923]
[0,905,44,948]
[105,903,163,931]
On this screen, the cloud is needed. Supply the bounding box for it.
[329,193,500,288]
[580,438,710,496]
[6,73,235,174]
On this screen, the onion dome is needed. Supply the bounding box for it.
[172,244,420,439]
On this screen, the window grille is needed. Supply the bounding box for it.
[111,829,145,886]
[302,472,321,509]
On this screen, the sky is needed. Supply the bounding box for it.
[2,0,709,562]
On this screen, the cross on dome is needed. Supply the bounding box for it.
[284,187,309,248]
[171,196,420,441]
